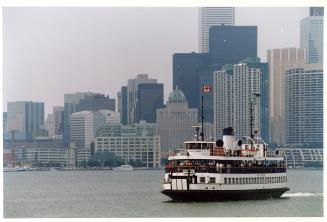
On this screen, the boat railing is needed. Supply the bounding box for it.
[168,149,189,157]
[164,165,287,174]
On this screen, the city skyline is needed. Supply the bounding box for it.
[3,7,309,115]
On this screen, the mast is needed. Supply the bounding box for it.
[201,95,204,141]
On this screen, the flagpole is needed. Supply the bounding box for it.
[201,93,204,141]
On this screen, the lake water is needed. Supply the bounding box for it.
[3,169,324,218]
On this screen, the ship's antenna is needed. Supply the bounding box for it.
[201,94,204,141]
[201,84,212,141]
[192,125,202,141]
[250,93,260,141]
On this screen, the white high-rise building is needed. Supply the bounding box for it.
[127,74,157,124]
[213,63,261,140]
[233,64,261,140]
[156,88,198,154]
[267,48,306,145]
[284,64,323,146]
[70,111,104,149]
[300,7,324,64]
[199,7,235,53]
[213,65,234,139]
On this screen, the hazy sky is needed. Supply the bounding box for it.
[3,7,309,115]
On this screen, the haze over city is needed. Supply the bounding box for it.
[3,7,308,115]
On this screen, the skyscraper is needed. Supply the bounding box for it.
[173,52,209,110]
[127,74,157,125]
[213,64,234,139]
[209,25,257,66]
[199,7,235,53]
[75,94,115,112]
[284,64,323,147]
[300,7,324,64]
[119,86,128,125]
[156,88,198,153]
[214,60,264,141]
[63,92,96,145]
[240,57,269,143]
[136,83,164,123]
[7,101,44,140]
[267,48,306,145]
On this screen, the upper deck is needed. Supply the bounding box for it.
[168,140,285,161]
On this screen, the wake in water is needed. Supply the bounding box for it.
[282,192,323,197]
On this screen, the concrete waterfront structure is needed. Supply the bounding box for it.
[156,88,198,153]
[199,7,235,53]
[267,48,306,145]
[95,121,161,168]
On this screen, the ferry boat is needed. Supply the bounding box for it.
[113,164,134,171]
[161,126,289,201]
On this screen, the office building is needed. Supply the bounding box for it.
[284,64,323,147]
[6,101,44,140]
[199,7,235,53]
[301,7,324,64]
[95,121,161,168]
[213,64,234,139]
[118,86,128,125]
[136,83,164,123]
[98,110,120,124]
[156,88,198,153]
[209,25,257,66]
[267,48,306,145]
[63,92,96,144]
[70,111,105,149]
[173,52,209,109]
[173,26,257,123]
[76,94,115,112]
[240,57,269,143]
[3,138,75,167]
[214,61,262,140]
[127,74,157,124]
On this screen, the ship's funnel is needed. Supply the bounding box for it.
[223,127,235,151]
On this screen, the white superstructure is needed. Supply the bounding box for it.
[161,127,289,201]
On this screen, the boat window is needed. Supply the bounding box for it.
[224,178,227,184]
[228,178,231,184]
[196,143,202,149]
[209,177,216,183]
[200,177,205,183]
[232,178,235,184]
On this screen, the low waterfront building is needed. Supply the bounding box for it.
[95,121,160,168]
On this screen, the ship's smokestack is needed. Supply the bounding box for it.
[223,127,235,151]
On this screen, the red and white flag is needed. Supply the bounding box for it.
[203,85,212,93]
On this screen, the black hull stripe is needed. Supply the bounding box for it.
[161,188,290,201]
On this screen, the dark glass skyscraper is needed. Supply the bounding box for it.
[120,86,128,125]
[136,83,164,123]
[173,26,257,124]
[209,25,257,66]
[76,94,115,112]
[173,52,209,110]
